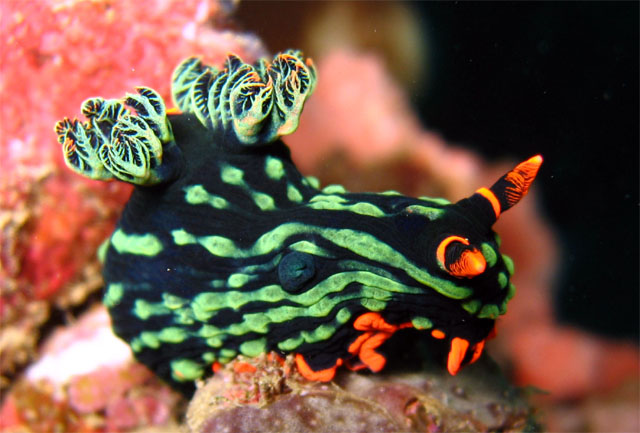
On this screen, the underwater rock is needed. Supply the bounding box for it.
[186,353,537,433]
[0,0,265,387]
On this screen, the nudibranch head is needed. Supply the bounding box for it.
[55,49,541,394]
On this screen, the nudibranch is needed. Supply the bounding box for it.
[55,50,542,394]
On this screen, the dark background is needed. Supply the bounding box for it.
[237,2,639,341]
[412,3,638,341]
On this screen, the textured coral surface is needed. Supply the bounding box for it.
[0,0,264,387]
[0,306,182,432]
[186,353,536,433]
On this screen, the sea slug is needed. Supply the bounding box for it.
[55,50,542,394]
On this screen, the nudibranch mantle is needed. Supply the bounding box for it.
[55,50,542,394]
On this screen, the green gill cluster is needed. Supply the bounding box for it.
[55,88,174,185]
[171,50,316,145]
[54,50,316,185]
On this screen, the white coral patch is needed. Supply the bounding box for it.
[26,306,132,385]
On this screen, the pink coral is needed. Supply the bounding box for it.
[1,305,182,432]
[0,0,265,383]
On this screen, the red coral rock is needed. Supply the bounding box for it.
[68,364,153,414]
[0,0,265,385]
[2,305,182,432]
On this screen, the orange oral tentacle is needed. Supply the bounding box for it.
[353,312,397,332]
[349,312,414,373]
[447,337,470,376]
[295,354,342,382]
[469,340,486,364]
[353,312,380,330]
[348,331,374,354]
[358,332,392,372]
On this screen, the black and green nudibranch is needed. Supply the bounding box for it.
[55,50,542,394]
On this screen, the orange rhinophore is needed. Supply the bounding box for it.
[437,235,468,267]
[347,312,413,372]
[504,155,543,206]
[437,236,487,278]
[489,155,543,218]
[475,187,501,218]
[449,249,487,277]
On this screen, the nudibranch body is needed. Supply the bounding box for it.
[55,50,542,394]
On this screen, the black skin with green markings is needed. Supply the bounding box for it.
[56,51,533,395]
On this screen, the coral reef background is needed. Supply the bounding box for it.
[0,1,637,432]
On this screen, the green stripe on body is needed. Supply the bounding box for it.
[104,283,124,307]
[193,271,421,317]
[404,205,444,220]
[219,163,278,210]
[185,271,418,352]
[265,156,285,180]
[172,223,472,299]
[184,184,229,209]
[481,243,498,267]
[287,184,303,202]
[111,229,163,256]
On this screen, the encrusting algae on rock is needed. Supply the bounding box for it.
[185,352,538,433]
[55,48,542,396]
